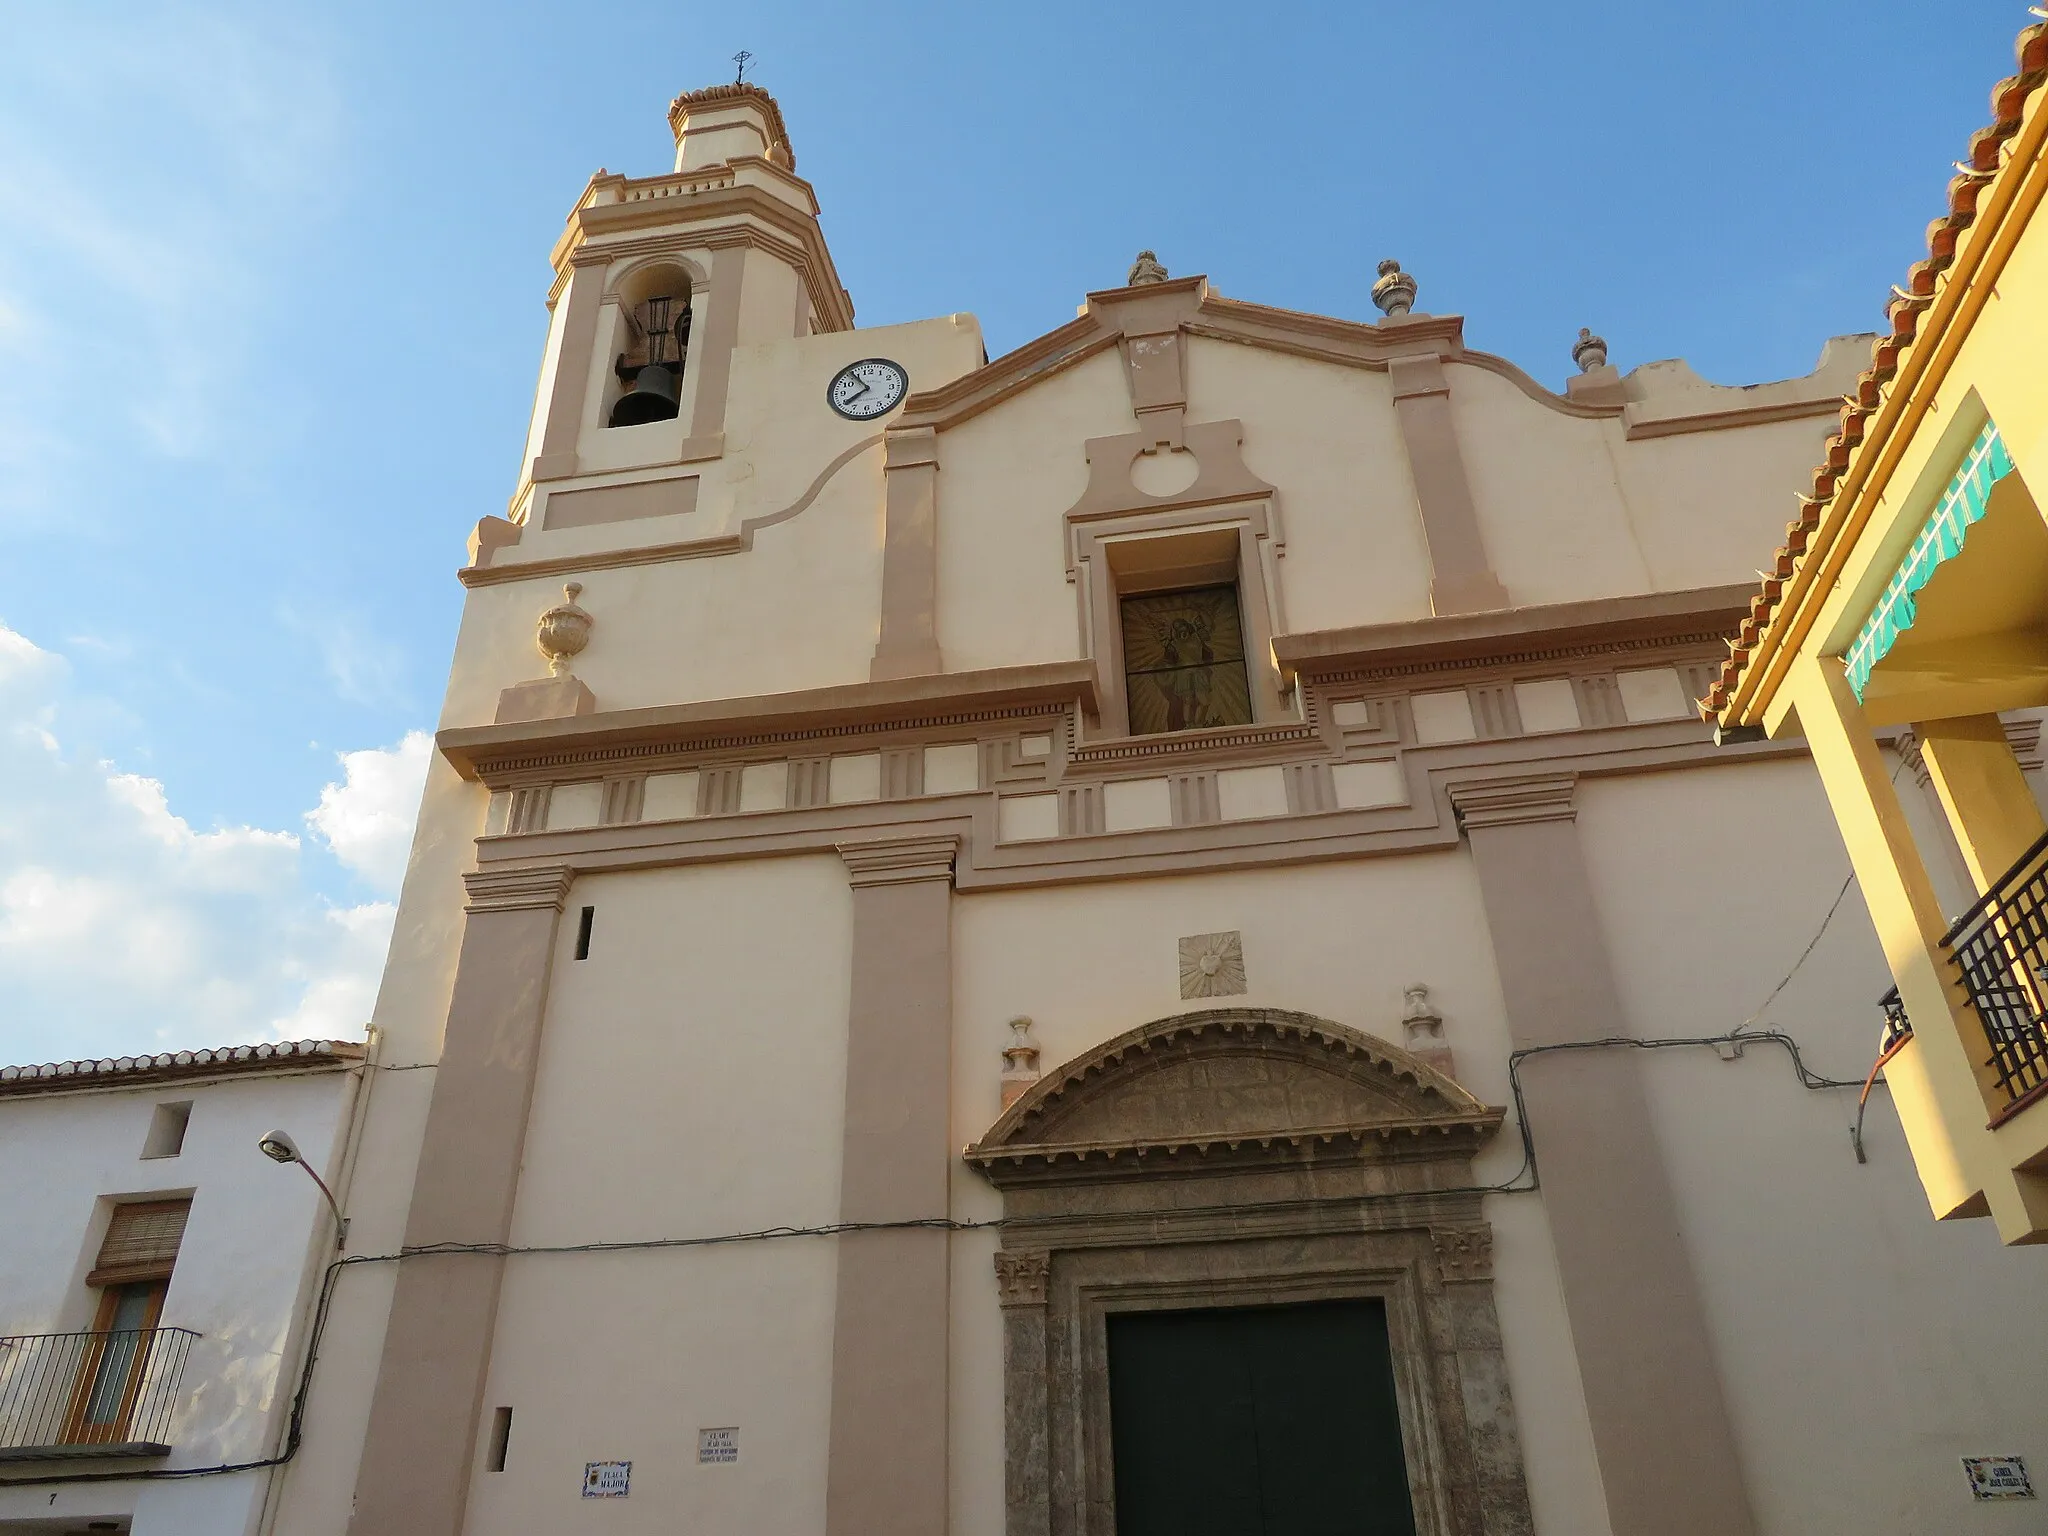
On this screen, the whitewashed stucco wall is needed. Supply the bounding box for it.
[0,1066,356,1536]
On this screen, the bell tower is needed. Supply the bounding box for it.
[515,82,853,505]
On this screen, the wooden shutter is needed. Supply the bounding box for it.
[87,1199,191,1287]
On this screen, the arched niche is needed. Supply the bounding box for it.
[601,258,697,428]
[965,1007,1534,1536]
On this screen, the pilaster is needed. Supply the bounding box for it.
[1791,658,2001,1215]
[1447,774,1757,1536]
[825,834,959,1536]
[347,864,574,1536]
[531,256,608,483]
[993,1250,1053,1536]
[1914,712,2047,892]
[1388,353,1510,616]
[689,243,748,441]
[872,427,945,681]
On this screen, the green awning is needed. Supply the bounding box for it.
[1845,419,2014,700]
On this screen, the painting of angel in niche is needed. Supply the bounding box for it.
[1119,584,1253,735]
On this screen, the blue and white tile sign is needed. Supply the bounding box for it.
[582,1460,632,1498]
[1964,1456,2033,1500]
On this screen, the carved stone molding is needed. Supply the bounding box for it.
[968,1007,1503,1182]
[1068,418,1275,526]
[1433,1225,1494,1283]
[993,1250,1052,1308]
[462,865,574,914]
[837,833,959,888]
[2005,714,2044,772]
[1177,930,1247,999]
[966,1007,1529,1536]
[1447,773,1579,829]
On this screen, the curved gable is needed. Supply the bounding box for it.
[965,1007,1503,1177]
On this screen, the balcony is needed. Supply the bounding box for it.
[0,1327,197,1461]
[1944,826,2048,1113]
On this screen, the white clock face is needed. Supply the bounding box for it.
[827,357,908,421]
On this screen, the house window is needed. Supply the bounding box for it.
[1118,584,1253,735]
[67,1198,190,1445]
[141,1101,192,1159]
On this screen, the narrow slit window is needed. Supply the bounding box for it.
[1119,585,1253,735]
[574,906,595,961]
[486,1405,513,1471]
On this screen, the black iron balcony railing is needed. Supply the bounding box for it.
[1944,826,2048,1105]
[0,1327,197,1460]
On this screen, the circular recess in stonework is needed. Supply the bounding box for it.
[1131,446,1199,497]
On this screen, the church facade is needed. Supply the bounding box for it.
[271,84,2048,1536]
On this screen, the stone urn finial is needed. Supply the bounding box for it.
[1401,984,1444,1041]
[1000,1016,1043,1109]
[1127,249,1169,286]
[1399,983,1456,1076]
[536,582,593,677]
[1371,258,1417,318]
[1572,327,1609,372]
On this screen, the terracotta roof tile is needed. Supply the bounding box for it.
[0,1039,366,1096]
[1706,20,2048,720]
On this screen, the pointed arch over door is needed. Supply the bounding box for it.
[966,1007,1533,1536]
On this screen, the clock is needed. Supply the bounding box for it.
[827,357,909,421]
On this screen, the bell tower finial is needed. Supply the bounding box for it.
[733,49,753,83]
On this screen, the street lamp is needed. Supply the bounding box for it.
[259,1129,347,1247]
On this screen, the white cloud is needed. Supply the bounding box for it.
[305,732,433,895]
[0,622,422,1066]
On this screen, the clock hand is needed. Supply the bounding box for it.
[843,376,872,401]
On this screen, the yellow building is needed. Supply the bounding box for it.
[1708,21,2048,1244]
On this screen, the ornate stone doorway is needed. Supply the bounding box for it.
[965,1007,1534,1536]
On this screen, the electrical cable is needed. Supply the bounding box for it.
[0,1021,1869,1491]
[5,841,1892,1489]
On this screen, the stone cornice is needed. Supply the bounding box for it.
[667,82,795,166]
[838,833,959,887]
[549,179,853,334]
[463,432,880,588]
[966,1007,1503,1185]
[1273,585,1751,683]
[462,865,574,913]
[438,662,1098,784]
[897,271,1854,452]
[1064,719,1320,772]
[1447,774,1579,829]
[467,727,1798,894]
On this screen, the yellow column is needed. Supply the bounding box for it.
[1914,714,2046,892]
[1790,657,1992,1218]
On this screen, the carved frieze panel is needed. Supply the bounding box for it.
[969,1007,1501,1179]
[1176,931,1246,999]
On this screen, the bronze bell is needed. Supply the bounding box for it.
[608,361,681,428]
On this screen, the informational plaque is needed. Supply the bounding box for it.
[582,1460,632,1498]
[698,1426,740,1464]
[1964,1456,2034,1500]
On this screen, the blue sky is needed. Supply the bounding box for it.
[0,1,2025,1063]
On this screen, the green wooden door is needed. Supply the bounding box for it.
[1106,1299,1418,1536]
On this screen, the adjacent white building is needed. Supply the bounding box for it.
[0,1041,365,1536]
